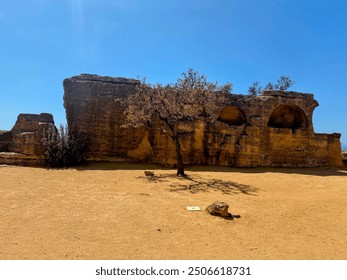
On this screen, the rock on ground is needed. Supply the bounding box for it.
[206,200,230,218]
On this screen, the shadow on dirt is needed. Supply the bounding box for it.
[138,173,258,195]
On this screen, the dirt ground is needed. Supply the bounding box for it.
[0,163,346,260]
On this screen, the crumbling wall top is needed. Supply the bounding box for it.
[11,113,54,133]
[67,74,140,86]
[262,90,315,99]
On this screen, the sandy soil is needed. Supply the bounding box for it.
[0,163,346,260]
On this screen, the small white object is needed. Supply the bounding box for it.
[186,206,201,211]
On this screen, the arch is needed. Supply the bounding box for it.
[268,104,308,129]
[218,106,246,126]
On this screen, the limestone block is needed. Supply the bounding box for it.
[7,113,55,156]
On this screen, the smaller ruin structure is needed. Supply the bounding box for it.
[0,113,55,165]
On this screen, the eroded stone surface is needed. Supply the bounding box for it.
[63,74,343,168]
[0,131,12,151]
[0,113,55,165]
[63,74,143,160]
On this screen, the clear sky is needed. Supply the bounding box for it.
[1,0,346,146]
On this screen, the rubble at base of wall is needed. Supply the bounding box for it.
[0,152,44,167]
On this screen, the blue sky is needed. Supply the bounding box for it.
[1,0,347,146]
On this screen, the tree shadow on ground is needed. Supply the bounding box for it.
[139,173,258,195]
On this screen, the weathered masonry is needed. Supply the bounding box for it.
[63,74,343,167]
[0,113,55,165]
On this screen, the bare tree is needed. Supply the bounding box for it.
[123,68,232,176]
[276,76,295,91]
[264,76,295,91]
[248,81,262,96]
[264,82,275,91]
[249,76,295,94]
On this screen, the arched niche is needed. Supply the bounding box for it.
[218,106,246,126]
[268,105,308,129]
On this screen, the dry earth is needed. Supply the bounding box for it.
[0,163,346,260]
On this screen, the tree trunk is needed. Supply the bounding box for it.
[174,136,185,176]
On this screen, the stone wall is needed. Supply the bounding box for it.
[63,74,343,167]
[0,113,55,165]
[63,74,143,160]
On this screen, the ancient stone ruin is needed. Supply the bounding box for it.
[0,113,55,165]
[63,74,343,168]
[0,73,343,167]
